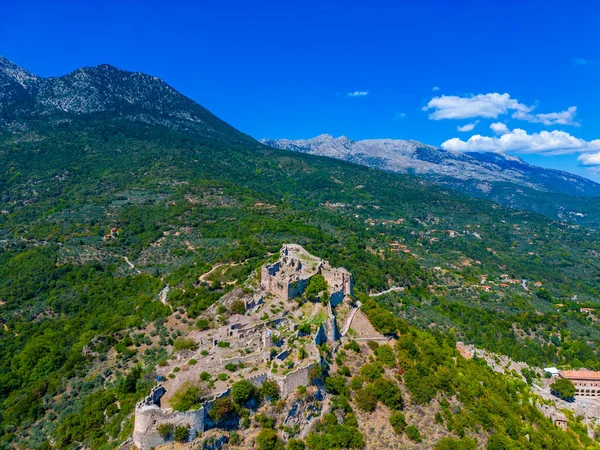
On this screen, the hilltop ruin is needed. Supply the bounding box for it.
[132,244,354,449]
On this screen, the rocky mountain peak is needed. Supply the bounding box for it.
[0,56,39,88]
[0,57,253,143]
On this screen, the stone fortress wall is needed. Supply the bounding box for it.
[133,362,318,450]
[272,363,317,398]
[261,244,353,302]
[133,385,228,450]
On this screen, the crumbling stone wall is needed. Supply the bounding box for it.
[273,363,318,398]
[133,402,205,450]
[133,387,233,450]
[321,266,353,297]
[134,363,320,449]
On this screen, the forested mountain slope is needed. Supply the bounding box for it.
[1,58,600,449]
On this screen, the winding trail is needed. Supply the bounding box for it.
[340,301,362,336]
[124,256,141,274]
[198,263,226,283]
[370,286,403,297]
[198,261,244,284]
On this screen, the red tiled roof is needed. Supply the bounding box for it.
[560,370,600,380]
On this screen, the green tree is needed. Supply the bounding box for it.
[389,412,406,435]
[261,379,281,402]
[550,378,576,400]
[231,380,256,405]
[287,438,306,450]
[305,274,328,300]
[256,428,284,450]
[170,382,205,411]
[405,425,421,442]
[208,397,235,423]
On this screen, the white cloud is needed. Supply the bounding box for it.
[395,112,407,120]
[490,122,509,135]
[432,86,440,91]
[347,90,368,97]
[441,128,600,155]
[424,93,532,120]
[424,92,579,126]
[457,121,479,132]
[511,106,579,126]
[578,153,600,165]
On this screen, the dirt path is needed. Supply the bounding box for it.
[340,301,362,336]
[198,261,245,284]
[198,263,226,283]
[370,286,403,297]
[124,256,141,274]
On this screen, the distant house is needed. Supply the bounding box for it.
[580,308,595,314]
[534,282,542,287]
[551,412,567,430]
[544,367,560,376]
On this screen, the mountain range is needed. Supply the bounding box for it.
[262,135,600,225]
[3,54,600,226]
[2,57,600,449]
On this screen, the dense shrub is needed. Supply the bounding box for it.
[231,380,256,405]
[156,423,173,439]
[374,345,396,367]
[230,300,246,315]
[208,397,235,423]
[405,425,421,442]
[173,338,198,351]
[434,437,477,450]
[325,376,348,396]
[359,363,383,382]
[256,428,284,450]
[372,378,403,410]
[173,425,189,442]
[355,387,377,412]
[170,382,205,411]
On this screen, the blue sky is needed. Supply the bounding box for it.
[1,0,599,179]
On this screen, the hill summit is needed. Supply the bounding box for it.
[0,56,251,142]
